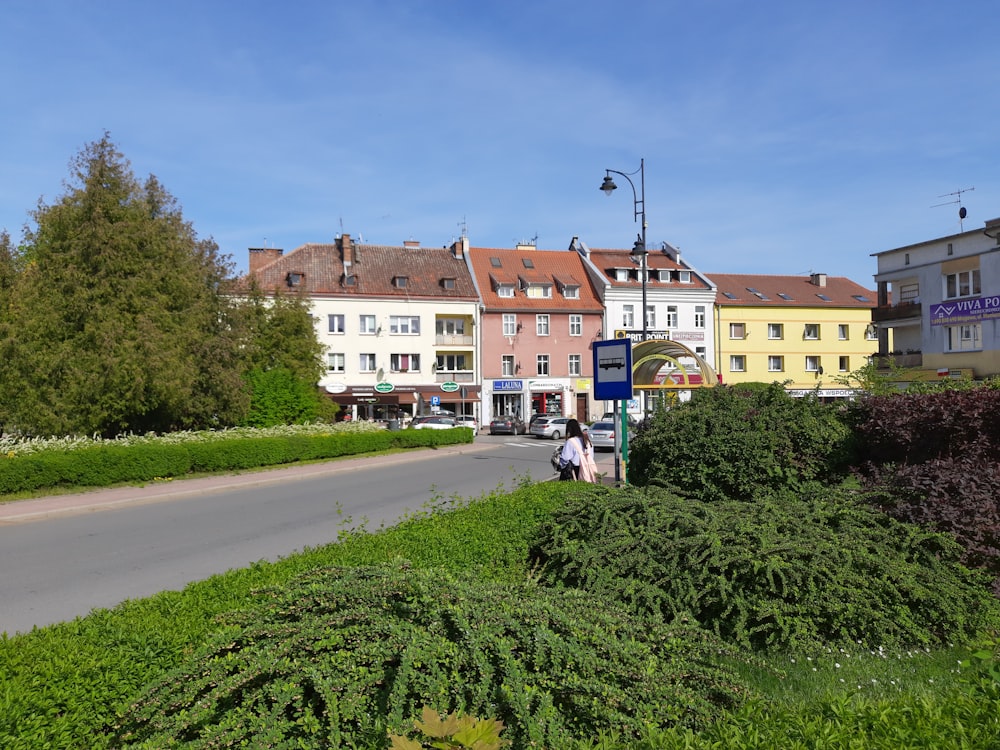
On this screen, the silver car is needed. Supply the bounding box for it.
[586,420,634,451]
[529,416,570,440]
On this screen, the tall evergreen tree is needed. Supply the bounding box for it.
[0,134,249,436]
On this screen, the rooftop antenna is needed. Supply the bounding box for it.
[457,216,467,238]
[931,187,974,231]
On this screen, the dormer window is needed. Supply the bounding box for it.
[287,272,304,287]
[615,268,629,282]
[441,277,456,290]
[656,269,671,282]
[342,273,357,287]
[394,276,409,289]
[677,270,691,283]
[562,285,580,299]
[497,284,515,298]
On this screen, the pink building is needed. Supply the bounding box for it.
[467,243,605,425]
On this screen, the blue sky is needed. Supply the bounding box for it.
[3,1,998,286]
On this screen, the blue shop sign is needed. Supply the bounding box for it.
[492,379,523,392]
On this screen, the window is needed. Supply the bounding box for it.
[501,355,515,377]
[694,305,706,328]
[525,284,552,299]
[803,324,819,340]
[615,269,629,282]
[569,314,582,336]
[536,354,550,376]
[729,355,746,372]
[568,354,581,376]
[865,324,879,341]
[678,270,691,283]
[490,257,502,268]
[562,285,580,299]
[328,314,345,334]
[838,324,849,341]
[536,314,550,336]
[389,315,420,334]
[768,355,784,372]
[666,305,678,328]
[645,305,655,329]
[359,353,376,372]
[502,314,517,336]
[946,323,982,352]
[839,356,850,372]
[805,355,822,372]
[945,270,981,299]
[622,305,634,328]
[436,318,466,336]
[436,354,466,371]
[393,275,408,289]
[729,322,746,339]
[768,323,783,340]
[391,354,420,372]
[441,277,456,290]
[327,353,345,373]
[695,346,707,360]
[359,315,377,334]
[287,272,304,287]
[497,284,515,298]
[898,283,920,302]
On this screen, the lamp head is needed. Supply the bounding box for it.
[629,234,647,264]
[600,175,617,195]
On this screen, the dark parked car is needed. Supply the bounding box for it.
[489,414,526,435]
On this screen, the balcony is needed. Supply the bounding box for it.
[435,334,474,346]
[875,351,923,369]
[871,302,921,324]
[435,370,475,383]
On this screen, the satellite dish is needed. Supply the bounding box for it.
[959,206,967,219]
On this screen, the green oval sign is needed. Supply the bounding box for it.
[374,381,395,393]
[440,381,460,392]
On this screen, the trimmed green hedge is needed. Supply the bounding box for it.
[0,427,472,495]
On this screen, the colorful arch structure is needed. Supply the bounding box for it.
[631,339,720,391]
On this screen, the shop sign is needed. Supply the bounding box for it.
[324,382,347,394]
[374,382,395,393]
[440,381,460,392]
[492,379,523,391]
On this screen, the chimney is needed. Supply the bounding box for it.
[248,247,283,274]
[810,273,828,287]
[403,239,421,248]
[339,234,354,266]
[450,236,468,259]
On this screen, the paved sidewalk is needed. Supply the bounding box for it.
[0,443,496,524]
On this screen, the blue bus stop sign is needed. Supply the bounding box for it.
[592,339,633,401]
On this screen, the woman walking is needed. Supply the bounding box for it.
[559,419,599,482]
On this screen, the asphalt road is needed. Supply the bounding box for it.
[0,434,617,636]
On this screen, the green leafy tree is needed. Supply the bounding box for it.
[0,134,248,436]
[238,280,333,426]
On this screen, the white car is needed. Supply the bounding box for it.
[410,416,459,430]
[455,415,478,432]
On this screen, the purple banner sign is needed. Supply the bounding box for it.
[930,296,1000,326]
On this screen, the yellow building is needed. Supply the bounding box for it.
[708,273,880,399]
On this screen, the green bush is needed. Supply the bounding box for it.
[109,563,753,748]
[0,426,471,494]
[530,484,1000,652]
[628,383,851,501]
[0,482,570,750]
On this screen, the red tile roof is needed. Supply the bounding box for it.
[243,237,478,300]
[708,273,877,307]
[467,246,604,312]
[586,247,713,290]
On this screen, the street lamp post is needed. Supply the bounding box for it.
[600,159,647,484]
